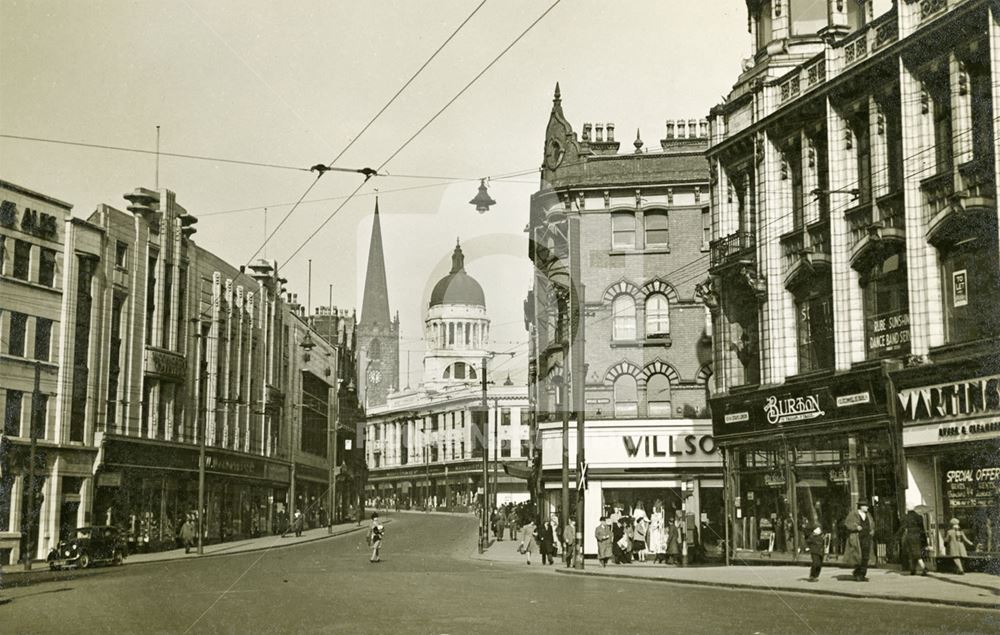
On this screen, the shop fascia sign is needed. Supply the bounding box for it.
[621,434,717,458]
[0,199,59,239]
[897,373,1000,424]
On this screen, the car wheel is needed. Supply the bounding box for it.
[78,553,91,569]
[112,551,123,566]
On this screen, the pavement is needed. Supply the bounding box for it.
[0,516,381,578]
[474,533,1000,610]
[3,513,998,634]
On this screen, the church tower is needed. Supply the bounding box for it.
[357,199,399,408]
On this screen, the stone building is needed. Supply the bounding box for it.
[705,0,999,569]
[526,86,723,557]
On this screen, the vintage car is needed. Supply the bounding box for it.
[47,525,127,570]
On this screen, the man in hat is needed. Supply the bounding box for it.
[843,500,874,581]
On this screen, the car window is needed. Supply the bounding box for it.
[76,528,93,539]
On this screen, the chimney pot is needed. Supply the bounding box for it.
[582,123,592,141]
[595,123,604,143]
[606,123,615,142]
[665,121,675,139]
[677,120,687,139]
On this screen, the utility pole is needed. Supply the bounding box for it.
[570,214,586,569]
[480,355,489,554]
[192,320,207,555]
[328,357,339,531]
[24,361,41,570]
[492,398,499,510]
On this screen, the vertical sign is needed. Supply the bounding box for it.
[953,270,968,307]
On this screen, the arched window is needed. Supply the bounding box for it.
[613,375,638,417]
[443,365,451,379]
[612,295,636,340]
[646,374,672,417]
[645,294,670,336]
[468,365,477,380]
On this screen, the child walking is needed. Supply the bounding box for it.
[805,525,825,582]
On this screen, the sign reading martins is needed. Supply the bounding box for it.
[897,373,1000,424]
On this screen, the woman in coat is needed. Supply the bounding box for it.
[945,518,975,574]
[595,516,613,567]
[666,510,684,565]
[519,519,538,565]
[899,509,928,576]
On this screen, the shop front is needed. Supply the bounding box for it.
[367,460,488,511]
[539,419,723,559]
[894,356,1000,572]
[95,435,290,551]
[711,367,902,565]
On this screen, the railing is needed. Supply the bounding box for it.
[780,227,806,272]
[807,220,831,263]
[958,156,996,201]
[843,30,869,66]
[710,230,756,269]
[778,54,827,105]
[919,0,947,22]
[875,191,905,234]
[843,10,899,68]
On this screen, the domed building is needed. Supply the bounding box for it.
[364,240,529,511]
[423,240,490,386]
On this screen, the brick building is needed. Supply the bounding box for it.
[704,0,999,569]
[526,86,723,557]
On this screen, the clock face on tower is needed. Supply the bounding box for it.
[368,368,383,385]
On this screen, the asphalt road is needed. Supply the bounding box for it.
[2,513,997,634]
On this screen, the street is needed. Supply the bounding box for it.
[2,514,997,634]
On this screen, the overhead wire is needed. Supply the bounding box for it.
[242,0,489,267]
[279,0,563,268]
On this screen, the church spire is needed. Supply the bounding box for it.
[360,198,391,328]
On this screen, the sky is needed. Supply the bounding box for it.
[0,0,749,385]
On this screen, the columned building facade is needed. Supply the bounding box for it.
[706,0,999,568]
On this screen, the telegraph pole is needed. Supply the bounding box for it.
[480,355,489,553]
[570,215,586,569]
[24,361,41,570]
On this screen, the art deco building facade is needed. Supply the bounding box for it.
[1,181,359,564]
[527,87,724,557]
[705,0,998,568]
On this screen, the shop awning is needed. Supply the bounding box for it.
[503,462,533,480]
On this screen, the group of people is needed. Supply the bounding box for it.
[593,501,687,567]
[490,503,533,542]
[514,513,578,567]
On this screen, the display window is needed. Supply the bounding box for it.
[937,447,1000,558]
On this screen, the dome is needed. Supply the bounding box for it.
[429,242,485,308]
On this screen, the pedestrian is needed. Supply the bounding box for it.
[496,508,507,542]
[563,518,576,568]
[633,514,648,563]
[508,506,520,541]
[595,516,613,567]
[945,518,974,575]
[180,516,196,554]
[666,510,685,565]
[293,509,304,538]
[805,525,825,581]
[519,518,538,565]
[899,509,929,576]
[539,515,556,565]
[843,500,873,582]
[369,512,384,563]
[649,503,665,564]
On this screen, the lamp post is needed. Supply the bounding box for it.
[480,355,489,554]
[190,318,207,555]
[295,330,315,528]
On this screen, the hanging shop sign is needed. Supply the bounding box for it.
[711,368,885,438]
[144,347,187,380]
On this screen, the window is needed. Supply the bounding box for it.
[940,236,1000,344]
[796,291,834,373]
[443,365,451,379]
[612,295,636,340]
[701,208,711,249]
[4,390,23,436]
[454,362,467,380]
[115,241,128,268]
[645,294,670,336]
[38,248,56,287]
[106,294,124,428]
[862,252,910,359]
[852,114,872,205]
[501,408,511,426]
[790,0,827,36]
[32,394,48,440]
[613,375,638,417]
[34,317,52,361]
[500,438,511,458]
[846,0,866,31]
[930,81,953,176]
[756,1,773,50]
[145,253,157,345]
[161,264,173,349]
[13,240,30,280]
[448,323,455,346]
[644,211,669,247]
[788,144,804,228]
[8,312,27,356]
[646,374,672,417]
[70,256,95,443]
[612,212,636,249]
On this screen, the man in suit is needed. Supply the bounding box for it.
[843,500,874,581]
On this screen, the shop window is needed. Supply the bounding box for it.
[940,236,1000,345]
[12,239,30,281]
[8,312,27,357]
[645,294,670,336]
[795,290,834,373]
[612,295,636,340]
[612,212,636,249]
[34,317,52,362]
[790,0,827,36]
[4,390,23,436]
[613,375,638,418]
[862,252,910,359]
[38,247,56,287]
[644,210,669,248]
[646,374,672,418]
